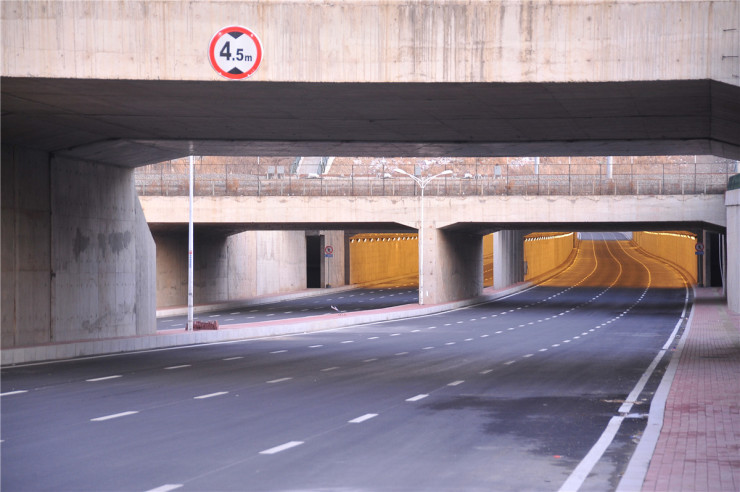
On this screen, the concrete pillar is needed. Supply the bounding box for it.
[1,145,156,347]
[321,230,345,288]
[493,230,525,289]
[422,228,482,305]
[726,188,739,313]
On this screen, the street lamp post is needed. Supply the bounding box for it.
[393,168,452,305]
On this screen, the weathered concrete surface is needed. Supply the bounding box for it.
[425,228,483,304]
[2,1,739,164]
[153,230,307,309]
[140,194,728,232]
[494,230,526,289]
[1,144,156,348]
[3,0,736,84]
[1,146,52,347]
[727,189,740,313]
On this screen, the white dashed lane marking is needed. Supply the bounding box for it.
[86,375,122,382]
[259,441,304,455]
[348,413,378,423]
[90,411,138,422]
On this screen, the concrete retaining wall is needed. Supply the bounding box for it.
[632,231,698,284]
[153,230,307,309]
[1,144,156,348]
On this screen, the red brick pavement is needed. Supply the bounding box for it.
[642,288,740,492]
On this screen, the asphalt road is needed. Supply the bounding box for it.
[1,236,690,491]
[157,287,419,331]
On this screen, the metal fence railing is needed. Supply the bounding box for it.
[135,157,739,198]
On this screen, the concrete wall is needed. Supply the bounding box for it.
[524,232,578,282]
[153,230,307,309]
[726,189,740,313]
[1,146,52,347]
[1,145,155,347]
[2,1,737,85]
[632,231,698,285]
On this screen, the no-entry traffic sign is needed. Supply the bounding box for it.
[209,26,263,80]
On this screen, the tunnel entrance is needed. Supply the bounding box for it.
[306,234,323,288]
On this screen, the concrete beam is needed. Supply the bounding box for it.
[140,195,728,233]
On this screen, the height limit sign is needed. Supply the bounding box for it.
[209,26,263,80]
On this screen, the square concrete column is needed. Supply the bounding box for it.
[421,226,483,305]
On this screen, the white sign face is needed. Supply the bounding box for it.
[209,26,263,80]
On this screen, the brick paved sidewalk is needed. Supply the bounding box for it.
[642,288,740,492]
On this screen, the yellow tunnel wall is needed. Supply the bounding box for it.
[524,232,578,282]
[632,231,697,284]
[349,234,419,287]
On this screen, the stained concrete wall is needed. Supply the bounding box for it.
[524,232,578,282]
[632,231,698,285]
[1,145,155,348]
[153,230,307,309]
[424,228,483,304]
[2,1,737,85]
[1,146,52,347]
[726,189,740,313]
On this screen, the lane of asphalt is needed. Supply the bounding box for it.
[156,286,419,330]
[1,237,689,491]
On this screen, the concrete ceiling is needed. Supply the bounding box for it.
[2,77,739,167]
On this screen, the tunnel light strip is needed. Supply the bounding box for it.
[641,231,696,240]
[524,232,574,242]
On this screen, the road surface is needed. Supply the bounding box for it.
[1,236,690,491]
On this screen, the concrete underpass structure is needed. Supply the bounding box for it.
[140,193,728,306]
[2,0,739,354]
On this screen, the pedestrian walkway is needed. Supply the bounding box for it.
[642,287,740,491]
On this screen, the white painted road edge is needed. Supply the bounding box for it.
[615,288,695,492]
[558,284,691,492]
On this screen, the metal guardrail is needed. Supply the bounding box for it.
[135,161,738,198]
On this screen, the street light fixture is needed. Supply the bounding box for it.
[393,168,453,305]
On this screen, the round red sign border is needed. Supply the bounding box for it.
[209,25,263,80]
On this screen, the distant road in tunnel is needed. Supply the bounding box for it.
[1,236,690,491]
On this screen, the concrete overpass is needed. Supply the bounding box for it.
[2,0,739,352]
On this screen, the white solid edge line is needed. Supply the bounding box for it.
[90,411,139,422]
[259,441,304,455]
[193,391,229,399]
[616,289,694,492]
[0,390,28,396]
[560,283,691,492]
[348,413,378,423]
[145,485,183,492]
